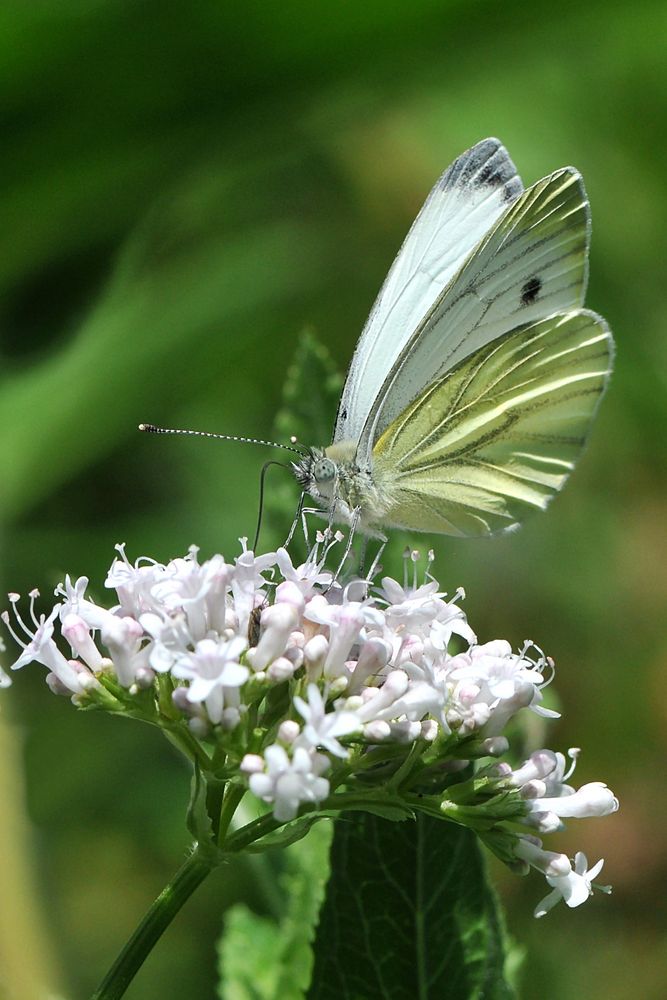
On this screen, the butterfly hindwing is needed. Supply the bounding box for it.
[333,138,523,446]
[371,309,613,537]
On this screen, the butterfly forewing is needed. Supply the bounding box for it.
[356,168,591,461]
[333,138,523,446]
[371,310,613,537]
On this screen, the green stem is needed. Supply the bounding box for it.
[162,723,213,770]
[223,810,283,852]
[90,847,213,1000]
[217,783,246,846]
[386,740,423,791]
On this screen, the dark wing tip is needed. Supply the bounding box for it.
[438,137,523,203]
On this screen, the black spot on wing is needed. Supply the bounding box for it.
[521,276,542,305]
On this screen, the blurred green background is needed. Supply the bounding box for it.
[1,1,665,997]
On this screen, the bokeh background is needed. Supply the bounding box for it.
[1,2,665,997]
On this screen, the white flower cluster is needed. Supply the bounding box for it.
[1,541,618,917]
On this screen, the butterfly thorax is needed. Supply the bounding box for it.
[291,441,394,537]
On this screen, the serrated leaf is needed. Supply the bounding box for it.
[218,821,333,1000]
[263,330,343,546]
[272,328,343,448]
[307,813,514,1000]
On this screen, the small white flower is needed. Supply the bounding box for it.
[534,852,607,918]
[378,573,441,609]
[526,782,619,831]
[363,719,392,742]
[274,580,306,614]
[356,669,410,723]
[59,573,153,685]
[515,838,610,917]
[150,551,231,640]
[393,632,425,668]
[275,547,333,597]
[448,641,558,736]
[61,613,104,672]
[379,568,475,648]
[293,683,360,757]
[247,603,299,672]
[381,581,444,633]
[231,548,275,638]
[277,720,300,744]
[515,836,572,877]
[248,744,330,821]
[430,594,477,650]
[305,599,366,678]
[101,615,146,687]
[303,633,329,679]
[267,657,296,682]
[511,749,619,832]
[478,736,509,757]
[240,753,265,774]
[2,599,89,694]
[57,575,108,628]
[171,635,248,724]
[347,637,391,694]
[507,750,559,788]
[104,545,167,618]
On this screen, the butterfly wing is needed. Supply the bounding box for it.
[356,167,590,463]
[333,138,523,446]
[371,310,614,536]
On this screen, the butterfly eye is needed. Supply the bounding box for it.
[314,458,336,483]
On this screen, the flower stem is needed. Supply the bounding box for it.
[216,783,246,846]
[90,847,212,1000]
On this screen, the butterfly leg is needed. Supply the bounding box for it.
[285,503,319,549]
[283,491,306,548]
[298,506,331,550]
[300,507,317,548]
[365,536,388,583]
[329,506,361,582]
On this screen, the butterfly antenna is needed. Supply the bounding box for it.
[138,423,308,457]
[253,460,288,551]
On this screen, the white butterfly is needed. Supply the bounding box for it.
[292,137,614,541]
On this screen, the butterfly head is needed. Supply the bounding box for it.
[291,448,337,501]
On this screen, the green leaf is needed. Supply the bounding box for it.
[263,330,343,546]
[186,762,215,845]
[272,328,343,448]
[218,821,333,1000]
[307,813,515,1000]
[319,802,416,822]
[186,764,230,867]
[219,908,283,1000]
[243,815,325,853]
